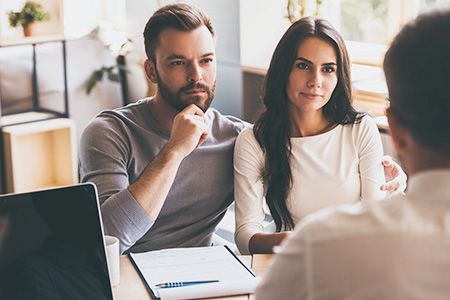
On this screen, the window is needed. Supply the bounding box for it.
[333,0,450,44]
[319,0,450,65]
[340,0,389,45]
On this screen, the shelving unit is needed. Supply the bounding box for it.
[0,0,67,122]
[2,118,77,193]
[0,37,71,194]
[0,39,69,122]
[0,0,77,194]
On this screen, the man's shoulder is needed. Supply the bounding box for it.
[296,196,408,243]
[88,99,150,127]
[97,98,149,120]
[82,99,153,142]
[206,108,250,134]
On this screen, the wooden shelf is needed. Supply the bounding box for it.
[1,111,60,126]
[0,33,64,47]
[1,118,78,193]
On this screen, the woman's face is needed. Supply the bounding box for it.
[286,36,338,115]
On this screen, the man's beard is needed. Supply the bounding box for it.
[156,72,216,113]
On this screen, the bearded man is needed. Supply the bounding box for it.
[80,4,246,254]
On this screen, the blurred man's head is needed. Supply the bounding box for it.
[383,7,450,173]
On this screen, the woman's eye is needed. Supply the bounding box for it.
[323,67,335,73]
[297,62,309,69]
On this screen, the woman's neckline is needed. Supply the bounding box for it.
[290,122,340,139]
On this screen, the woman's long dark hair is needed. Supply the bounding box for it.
[253,16,364,232]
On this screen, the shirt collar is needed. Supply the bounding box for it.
[407,169,450,203]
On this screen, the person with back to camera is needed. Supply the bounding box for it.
[80,3,407,255]
[234,16,396,254]
[254,6,450,299]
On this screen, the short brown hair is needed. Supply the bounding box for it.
[383,6,450,157]
[143,3,215,62]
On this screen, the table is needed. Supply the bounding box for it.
[113,254,274,300]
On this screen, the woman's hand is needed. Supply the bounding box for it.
[380,155,407,196]
[249,232,291,254]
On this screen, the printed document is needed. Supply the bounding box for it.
[128,245,261,300]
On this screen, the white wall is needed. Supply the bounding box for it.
[64,0,126,39]
[239,0,291,70]
[63,0,102,38]
[125,0,160,54]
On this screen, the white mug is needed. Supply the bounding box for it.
[104,235,120,286]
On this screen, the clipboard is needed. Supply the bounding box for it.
[128,245,260,300]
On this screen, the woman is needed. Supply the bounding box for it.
[234,16,387,254]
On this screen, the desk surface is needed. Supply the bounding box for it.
[113,254,273,300]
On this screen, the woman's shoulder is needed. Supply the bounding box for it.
[344,114,383,151]
[235,126,262,152]
[341,114,378,132]
[355,114,379,134]
[359,114,377,125]
[236,125,256,141]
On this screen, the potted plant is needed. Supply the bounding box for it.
[287,0,322,23]
[7,1,50,37]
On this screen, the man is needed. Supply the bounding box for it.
[255,7,450,300]
[80,3,246,254]
[80,3,405,254]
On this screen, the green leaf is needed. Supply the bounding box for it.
[85,70,104,94]
[107,72,121,82]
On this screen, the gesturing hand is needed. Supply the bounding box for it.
[166,104,210,159]
[380,155,407,196]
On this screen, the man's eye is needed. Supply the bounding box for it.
[171,61,184,66]
[201,58,213,63]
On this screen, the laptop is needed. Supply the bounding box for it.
[0,183,114,300]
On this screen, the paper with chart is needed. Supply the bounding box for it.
[129,246,261,300]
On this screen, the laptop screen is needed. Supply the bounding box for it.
[0,183,114,300]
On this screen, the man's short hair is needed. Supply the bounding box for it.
[143,3,215,63]
[383,6,450,157]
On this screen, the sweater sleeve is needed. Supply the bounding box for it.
[356,116,387,202]
[79,117,153,254]
[233,128,267,255]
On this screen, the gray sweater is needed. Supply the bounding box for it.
[80,99,247,253]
